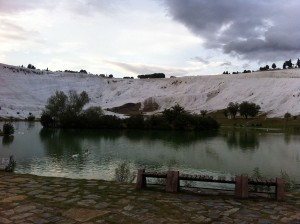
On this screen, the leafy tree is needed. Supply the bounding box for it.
[41,90,90,127]
[138,73,165,79]
[200,110,207,117]
[81,106,103,126]
[79,69,87,74]
[239,101,261,119]
[284,112,291,120]
[44,91,68,121]
[297,59,300,68]
[162,104,187,123]
[3,123,14,136]
[67,90,90,117]
[27,113,35,121]
[223,108,228,118]
[227,102,239,119]
[27,64,36,69]
[272,63,276,69]
[283,59,293,69]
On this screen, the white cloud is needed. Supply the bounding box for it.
[1,0,261,77]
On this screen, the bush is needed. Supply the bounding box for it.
[40,112,55,127]
[114,162,135,183]
[81,107,103,127]
[3,123,14,136]
[27,113,35,121]
[145,115,169,130]
[124,115,145,129]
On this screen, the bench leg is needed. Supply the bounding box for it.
[235,175,248,199]
[276,178,284,201]
[166,171,179,193]
[136,169,146,190]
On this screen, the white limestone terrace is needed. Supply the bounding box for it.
[1,62,300,119]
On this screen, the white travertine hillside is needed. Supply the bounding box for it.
[1,63,300,119]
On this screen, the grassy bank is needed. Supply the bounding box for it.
[209,110,300,132]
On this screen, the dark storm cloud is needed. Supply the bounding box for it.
[164,0,300,61]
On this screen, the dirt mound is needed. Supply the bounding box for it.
[107,103,142,115]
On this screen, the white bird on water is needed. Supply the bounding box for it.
[71,154,79,159]
[84,149,90,156]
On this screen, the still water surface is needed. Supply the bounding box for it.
[0,122,300,182]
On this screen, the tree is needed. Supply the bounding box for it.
[297,59,300,68]
[79,69,87,74]
[284,112,291,120]
[41,90,90,127]
[162,104,187,123]
[227,102,239,119]
[239,101,261,119]
[138,73,165,79]
[44,91,68,120]
[223,109,228,118]
[200,110,207,117]
[27,64,36,69]
[283,59,293,69]
[272,63,277,69]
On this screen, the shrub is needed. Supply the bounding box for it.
[40,112,55,127]
[114,162,135,183]
[3,123,14,136]
[145,115,169,130]
[124,115,145,129]
[81,107,103,127]
[97,115,122,129]
[27,113,35,121]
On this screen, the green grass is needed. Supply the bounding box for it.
[209,110,300,132]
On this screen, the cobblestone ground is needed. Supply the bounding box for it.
[0,172,300,223]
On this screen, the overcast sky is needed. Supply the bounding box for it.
[0,0,299,77]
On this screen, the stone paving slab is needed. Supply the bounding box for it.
[0,172,300,223]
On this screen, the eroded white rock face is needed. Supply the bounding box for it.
[1,62,300,119]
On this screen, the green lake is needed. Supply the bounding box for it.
[0,122,299,183]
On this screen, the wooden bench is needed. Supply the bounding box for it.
[136,169,285,201]
[0,156,16,172]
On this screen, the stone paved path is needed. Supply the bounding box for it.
[0,172,300,223]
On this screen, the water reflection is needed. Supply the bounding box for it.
[222,128,259,150]
[26,121,35,130]
[0,122,300,182]
[123,130,218,149]
[2,136,14,146]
